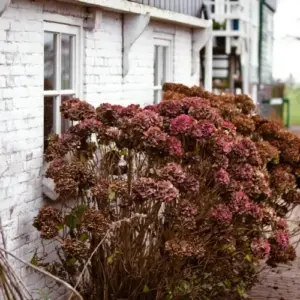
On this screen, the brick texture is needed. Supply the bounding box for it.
[1,1,298,299]
[249,259,300,300]
[0,0,201,296]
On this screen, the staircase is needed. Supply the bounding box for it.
[204,0,259,96]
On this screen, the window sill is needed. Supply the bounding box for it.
[57,0,212,29]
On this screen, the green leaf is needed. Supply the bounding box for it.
[114,249,120,255]
[236,286,245,297]
[79,233,88,242]
[119,149,128,156]
[31,255,38,266]
[245,254,252,262]
[66,258,77,265]
[108,187,116,201]
[182,282,189,291]
[56,224,64,230]
[64,214,78,229]
[107,256,114,264]
[73,205,88,220]
[143,285,150,293]
[224,280,231,288]
[80,153,87,162]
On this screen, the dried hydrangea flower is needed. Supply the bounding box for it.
[33,206,63,239]
[211,204,232,225]
[170,114,195,135]
[251,237,271,259]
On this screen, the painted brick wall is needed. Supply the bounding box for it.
[0,1,85,298]
[0,0,200,296]
[84,15,199,107]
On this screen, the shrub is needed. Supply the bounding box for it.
[33,86,300,300]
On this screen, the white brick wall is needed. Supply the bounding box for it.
[0,0,201,296]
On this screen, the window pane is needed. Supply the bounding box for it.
[61,95,74,133]
[44,97,55,149]
[61,34,73,90]
[44,32,56,90]
[154,45,159,86]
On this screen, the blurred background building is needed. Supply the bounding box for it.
[204,0,278,104]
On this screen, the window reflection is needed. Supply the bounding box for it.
[44,97,55,149]
[61,34,73,90]
[44,32,56,90]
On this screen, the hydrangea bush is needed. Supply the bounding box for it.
[33,83,300,299]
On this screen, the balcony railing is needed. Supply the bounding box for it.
[204,0,250,22]
[127,0,204,18]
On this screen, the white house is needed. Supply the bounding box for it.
[0,0,212,296]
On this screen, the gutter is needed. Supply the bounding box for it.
[56,0,212,28]
[0,0,11,17]
[258,0,263,85]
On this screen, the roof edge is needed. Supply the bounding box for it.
[56,0,212,28]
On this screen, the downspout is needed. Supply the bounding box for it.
[0,0,11,17]
[258,0,264,85]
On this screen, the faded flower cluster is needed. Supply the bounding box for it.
[34,83,300,300]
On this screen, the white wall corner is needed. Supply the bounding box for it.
[123,12,150,77]
[191,25,212,77]
[83,8,103,30]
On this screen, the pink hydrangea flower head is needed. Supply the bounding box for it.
[143,126,168,149]
[156,180,179,203]
[188,104,222,125]
[215,169,230,185]
[120,104,142,118]
[231,163,254,181]
[231,140,250,158]
[170,114,195,135]
[192,121,216,140]
[132,110,163,133]
[230,191,252,214]
[182,97,211,109]
[275,230,290,249]
[96,103,122,126]
[276,218,288,229]
[249,203,263,220]
[167,136,184,157]
[180,202,198,217]
[144,105,159,113]
[158,100,184,117]
[211,204,232,225]
[251,237,271,259]
[132,178,179,203]
[222,121,236,132]
[71,118,103,137]
[214,135,233,154]
[158,162,186,184]
[61,99,96,121]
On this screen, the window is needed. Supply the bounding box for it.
[44,22,81,148]
[153,37,172,104]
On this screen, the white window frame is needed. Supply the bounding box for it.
[153,34,173,104]
[43,21,81,136]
